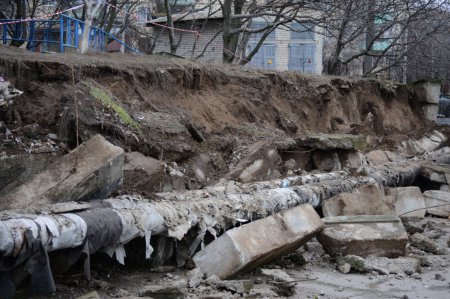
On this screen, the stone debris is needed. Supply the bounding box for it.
[399,130,447,157]
[193,204,324,279]
[139,279,187,297]
[423,190,450,217]
[312,150,341,171]
[0,80,23,106]
[260,269,295,283]
[75,291,101,299]
[317,215,408,258]
[420,163,450,184]
[0,134,124,210]
[297,133,367,150]
[337,255,421,275]
[227,140,281,183]
[409,233,446,255]
[424,147,450,164]
[385,187,427,218]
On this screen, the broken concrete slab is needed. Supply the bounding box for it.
[227,141,281,183]
[189,153,214,186]
[420,163,450,184]
[399,130,447,157]
[424,147,450,164]
[423,190,450,218]
[123,152,165,194]
[409,233,446,255]
[297,133,367,150]
[364,256,421,275]
[365,150,390,165]
[385,187,426,218]
[193,204,324,279]
[322,192,392,217]
[422,104,439,121]
[0,134,124,210]
[317,215,408,258]
[139,279,187,297]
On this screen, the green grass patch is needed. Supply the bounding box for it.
[86,81,141,132]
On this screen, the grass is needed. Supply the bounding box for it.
[85,81,141,132]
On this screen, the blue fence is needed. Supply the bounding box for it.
[0,14,138,53]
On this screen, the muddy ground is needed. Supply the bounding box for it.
[0,45,449,298]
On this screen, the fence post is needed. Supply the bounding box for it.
[59,16,64,53]
[74,20,79,49]
[28,21,35,51]
[2,24,6,44]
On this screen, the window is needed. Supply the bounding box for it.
[250,21,276,41]
[291,22,315,40]
[137,6,151,23]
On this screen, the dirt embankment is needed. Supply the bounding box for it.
[0,45,432,177]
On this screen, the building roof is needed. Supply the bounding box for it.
[147,9,223,26]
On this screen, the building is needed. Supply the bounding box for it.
[147,12,323,74]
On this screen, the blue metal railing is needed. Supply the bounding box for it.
[0,14,138,54]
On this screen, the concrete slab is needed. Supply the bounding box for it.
[423,190,450,218]
[400,130,447,157]
[385,187,426,218]
[0,135,124,210]
[420,163,450,184]
[193,204,324,279]
[322,192,392,217]
[317,215,408,258]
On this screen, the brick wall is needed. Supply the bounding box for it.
[150,20,223,64]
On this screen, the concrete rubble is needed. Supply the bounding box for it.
[0,134,124,210]
[423,190,450,217]
[317,215,409,258]
[297,133,367,150]
[385,186,427,218]
[399,130,447,157]
[192,204,324,279]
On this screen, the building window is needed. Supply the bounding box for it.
[137,6,151,23]
[291,22,315,40]
[250,21,276,41]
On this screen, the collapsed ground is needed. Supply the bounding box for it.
[0,45,449,299]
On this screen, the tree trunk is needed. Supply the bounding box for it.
[363,0,376,75]
[164,0,177,55]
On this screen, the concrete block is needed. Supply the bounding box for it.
[123,152,165,194]
[322,192,392,217]
[0,135,124,210]
[400,130,447,157]
[413,81,440,104]
[422,104,438,122]
[423,190,450,218]
[317,215,408,258]
[385,187,426,218]
[193,204,324,279]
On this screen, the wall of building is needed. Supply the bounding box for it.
[150,20,223,64]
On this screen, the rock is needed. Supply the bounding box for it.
[336,255,366,273]
[399,130,447,158]
[409,233,446,255]
[420,163,450,184]
[282,159,297,174]
[401,217,425,235]
[344,151,367,169]
[317,215,408,258]
[213,280,254,294]
[76,291,100,299]
[189,153,214,185]
[413,81,440,104]
[312,150,341,171]
[0,135,124,210]
[162,162,186,192]
[322,192,392,217]
[435,274,446,281]
[227,141,281,183]
[260,269,295,282]
[423,190,450,218]
[188,268,204,288]
[297,133,367,150]
[364,256,421,275]
[123,152,165,194]
[385,187,426,218]
[193,204,324,279]
[366,150,389,165]
[139,279,187,297]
